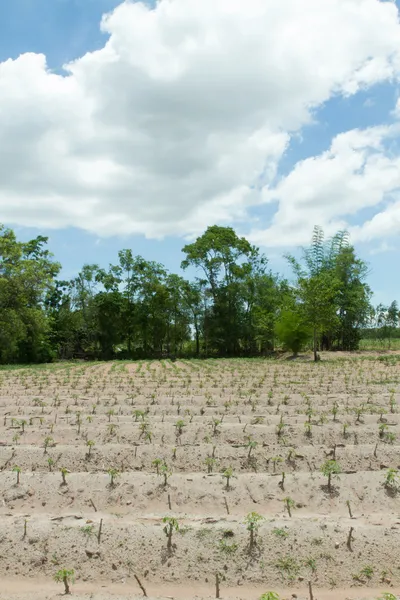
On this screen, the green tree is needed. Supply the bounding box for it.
[0,225,60,363]
[286,227,340,361]
[182,225,271,355]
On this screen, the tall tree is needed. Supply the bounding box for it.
[182,225,260,355]
[0,225,60,362]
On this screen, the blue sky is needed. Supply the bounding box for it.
[1,0,400,305]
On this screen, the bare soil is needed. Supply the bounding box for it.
[0,354,399,600]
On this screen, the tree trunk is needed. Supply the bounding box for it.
[313,326,318,362]
[63,577,70,595]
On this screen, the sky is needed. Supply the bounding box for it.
[1,0,400,305]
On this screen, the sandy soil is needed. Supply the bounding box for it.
[0,355,399,600]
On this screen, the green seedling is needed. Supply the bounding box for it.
[54,568,75,595]
[159,463,172,487]
[272,528,288,538]
[107,468,120,486]
[222,467,235,490]
[12,465,21,484]
[163,516,179,550]
[284,497,295,517]
[175,419,185,435]
[247,438,258,458]
[320,459,341,492]
[43,436,54,454]
[152,458,163,475]
[384,468,399,491]
[60,467,69,486]
[205,456,217,473]
[244,512,264,549]
[86,440,95,456]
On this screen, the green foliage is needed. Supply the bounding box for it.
[275,555,300,580]
[272,528,288,538]
[0,223,375,361]
[384,468,399,491]
[107,468,120,486]
[222,467,235,490]
[275,310,311,355]
[0,225,60,363]
[54,569,75,594]
[162,516,179,549]
[259,594,280,600]
[320,459,341,490]
[286,226,371,358]
[12,465,21,484]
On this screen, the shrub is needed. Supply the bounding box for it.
[275,310,311,356]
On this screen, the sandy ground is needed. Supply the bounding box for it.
[0,355,399,600]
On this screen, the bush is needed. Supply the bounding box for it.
[275,310,311,356]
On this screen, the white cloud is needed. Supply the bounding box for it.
[1,0,400,239]
[250,123,400,247]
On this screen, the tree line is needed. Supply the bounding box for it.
[0,223,398,363]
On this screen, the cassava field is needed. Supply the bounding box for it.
[0,354,400,600]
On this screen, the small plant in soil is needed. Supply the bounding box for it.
[284,496,295,517]
[159,462,172,487]
[304,421,312,437]
[360,565,374,580]
[54,568,75,595]
[12,465,21,484]
[60,467,69,486]
[152,458,163,474]
[205,456,217,473]
[222,467,235,490]
[107,468,120,486]
[379,423,388,438]
[163,516,179,550]
[305,556,317,573]
[244,511,264,549]
[377,594,397,600]
[320,459,341,492]
[86,440,95,456]
[212,418,222,435]
[272,528,288,538]
[43,436,54,454]
[259,594,280,600]
[383,468,399,492]
[271,456,283,472]
[246,437,258,458]
[174,419,185,435]
[276,417,287,437]
[275,555,300,581]
[80,525,94,536]
[385,432,396,444]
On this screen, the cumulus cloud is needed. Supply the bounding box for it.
[1,0,400,240]
[250,124,400,247]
